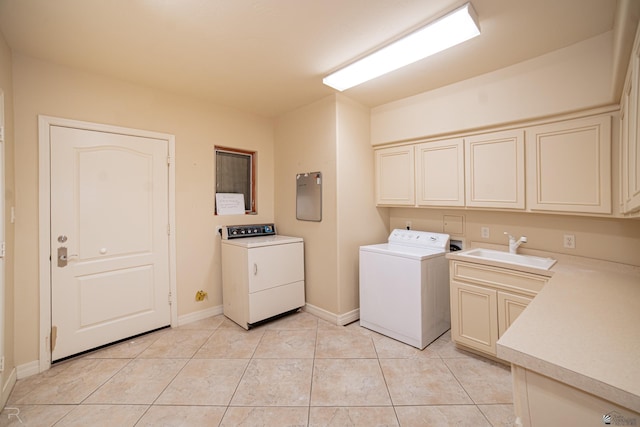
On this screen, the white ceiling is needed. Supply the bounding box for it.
[0,0,621,118]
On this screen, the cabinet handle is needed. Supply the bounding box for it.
[254,263,258,275]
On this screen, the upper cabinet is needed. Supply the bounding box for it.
[465,130,525,209]
[620,24,640,215]
[375,145,415,206]
[526,116,611,214]
[373,106,621,217]
[415,139,465,207]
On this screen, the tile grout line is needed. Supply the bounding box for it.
[137,326,219,425]
[3,314,516,425]
[305,319,320,427]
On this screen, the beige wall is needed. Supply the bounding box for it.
[274,95,388,318]
[12,54,275,366]
[0,31,16,405]
[274,96,339,313]
[389,208,640,266]
[371,32,615,145]
[336,95,388,314]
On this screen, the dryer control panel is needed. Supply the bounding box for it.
[222,224,276,239]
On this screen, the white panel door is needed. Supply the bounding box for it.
[50,125,171,361]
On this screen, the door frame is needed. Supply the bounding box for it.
[38,115,177,372]
[0,91,5,373]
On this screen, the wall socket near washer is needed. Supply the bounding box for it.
[563,234,576,249]
[481,227,490,238]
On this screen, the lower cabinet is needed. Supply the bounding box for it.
[450,281,498,355]
[449,260,547,358]
[511,366,640,427]
[497,291,532,337]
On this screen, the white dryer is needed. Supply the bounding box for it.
[221,224,305,329]
[359,229,450,349]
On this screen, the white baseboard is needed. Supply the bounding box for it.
[303,304,359,326]
[16,361,40,380]
[337,308,360,326]
[177,305,223,326]
[1,368,16,410]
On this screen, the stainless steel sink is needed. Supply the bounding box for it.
[461,248,557,270]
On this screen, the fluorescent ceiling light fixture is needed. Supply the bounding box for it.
[323,2,480,91]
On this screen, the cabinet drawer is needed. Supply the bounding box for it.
[451,261,547,295]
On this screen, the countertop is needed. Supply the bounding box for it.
[449,248,640,412]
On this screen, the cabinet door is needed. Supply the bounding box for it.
[450,280,498,355]
[620,77,632,213]
[416,139,465,206]
[375,145,415,206]
[247,242,304,293]
[497,291,532,338]
[628,36,640,213]
[465,130,525,209]
[526,116,611,214]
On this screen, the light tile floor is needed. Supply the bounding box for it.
[0,311,516,426]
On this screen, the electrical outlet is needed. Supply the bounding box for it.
[195,290,208,301]
[563,234,576,249]
[481,227,490,239]
[405,221,412,230]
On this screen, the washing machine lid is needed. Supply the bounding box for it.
[222,234,303,248]
[359,243,445,260]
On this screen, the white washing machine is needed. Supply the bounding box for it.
[359,229,450,349]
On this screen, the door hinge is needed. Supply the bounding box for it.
[0,126,4,143]
[167,224,171,235]
[0,356,4,372]
[50,326,58,352]
[168,292,173,305]
[0,241,5,258]
[167,156,172,166]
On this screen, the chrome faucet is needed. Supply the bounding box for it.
[504,232,527,254]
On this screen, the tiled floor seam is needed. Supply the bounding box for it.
[372,338,403,426]
[2,313,516,426]
[305,323,320,427]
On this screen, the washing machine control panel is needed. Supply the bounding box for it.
[388,229,449,249]
[222,224,276,239]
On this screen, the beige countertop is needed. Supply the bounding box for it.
[488,256,640,412]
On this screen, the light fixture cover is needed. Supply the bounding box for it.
[323,2,480,91]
